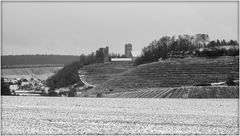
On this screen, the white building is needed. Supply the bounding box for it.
[111,58,132,62]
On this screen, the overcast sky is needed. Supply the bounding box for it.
[2,2,238,56]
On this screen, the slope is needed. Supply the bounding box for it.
[104,86,239,98]
[93,56,239,93]
[78,61,133,86]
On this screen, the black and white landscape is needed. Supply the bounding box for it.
[1,1,239,135]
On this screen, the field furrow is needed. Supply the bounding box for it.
[2,96,238,135]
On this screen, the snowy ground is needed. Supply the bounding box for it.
[1,96,239,135]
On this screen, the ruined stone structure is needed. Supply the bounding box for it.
[96,46,109,63]
[125,44,133,58]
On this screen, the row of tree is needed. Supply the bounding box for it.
[134,35,239,66]
[46,53,97,90]
[208,39,238,47]
[109,53,127,58]
[134,35,195,65]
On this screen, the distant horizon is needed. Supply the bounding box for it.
[1,54,82,56]
[2,2,238,55]
[2,35,239,56]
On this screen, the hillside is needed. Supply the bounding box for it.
[1,55,80,66]
[78,61,133,85]
[104,86,239,98]
[92,56,239,93]
[1,67,62,80]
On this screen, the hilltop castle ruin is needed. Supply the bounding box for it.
[96,46,109,63]
[125,44,133,58]
[96,44,134,63]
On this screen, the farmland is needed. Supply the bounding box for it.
[1,67,62,80]
[1,96,238,135]
[94,56,239,93]
[104,86,239,98]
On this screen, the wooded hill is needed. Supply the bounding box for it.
[1,55,80,67]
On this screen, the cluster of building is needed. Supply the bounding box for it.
[2,44,135,97]
[3,77,49,96]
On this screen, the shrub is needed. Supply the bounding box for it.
[226,75,235,86]
[1,85,11,95]
[193,83,211,86]
[41,89,47,96]
[96,92,103,98]
[68,88,77,97]
[82,93,89,97]
[48,91,58,96]
[226,48,239,56]
[196,47,239,58]
[1,78,11,95]
[68,91,76,97]
[206,49,222,58]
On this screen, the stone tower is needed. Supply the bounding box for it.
[96,46,109,63]
[125,44,132,58]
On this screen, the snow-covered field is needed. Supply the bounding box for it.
[1,96,239,135]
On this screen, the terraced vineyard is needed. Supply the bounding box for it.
[94,56,239,93]
[79,61,133,85]
[104,86,239,98]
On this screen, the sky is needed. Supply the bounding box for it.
[2,2,238,56]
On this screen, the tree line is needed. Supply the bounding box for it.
[1,55,80,66]
[134,34,239,66]
[208,39,238,47]
[46,53,97,90]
